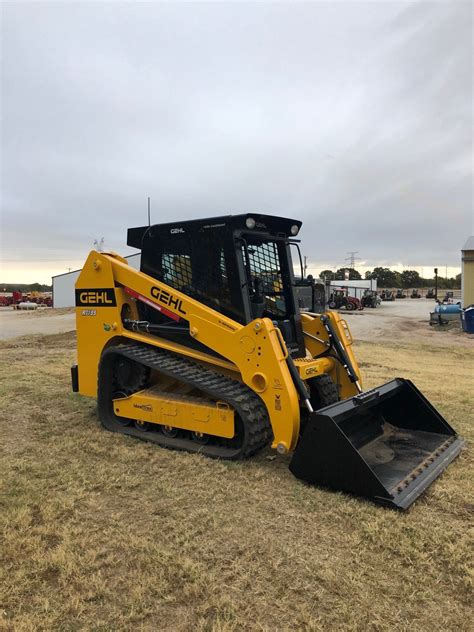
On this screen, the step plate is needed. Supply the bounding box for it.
[113,387,235,438]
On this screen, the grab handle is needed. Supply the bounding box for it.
[271,325,289,359]
[353,389,380,405]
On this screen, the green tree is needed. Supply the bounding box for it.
[365,267,400,287]
[334,268,362,281]
[400,270,421,288]
[319,269,335,280]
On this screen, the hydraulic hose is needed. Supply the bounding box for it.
[320,314,362,392]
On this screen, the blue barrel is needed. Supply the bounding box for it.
[434,304,461,314]
[461,306,474,333]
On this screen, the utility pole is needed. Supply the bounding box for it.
[304,256,307,278]
[345,251,360,268]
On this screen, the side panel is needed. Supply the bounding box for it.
[75,252,137,397]
[114,389,235,438]
[75,251,301,452]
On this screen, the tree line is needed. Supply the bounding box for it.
[318,267,461,289]
[1,283,52,293]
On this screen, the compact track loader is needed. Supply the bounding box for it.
[72,214,463,509]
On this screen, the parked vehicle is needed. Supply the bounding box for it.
[294,277,326,313]
[381,290,395,301]
[328,289,363,311]
[361,290,379,308]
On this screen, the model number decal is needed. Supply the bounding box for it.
[81,309,97,316]
[133,403,153,412]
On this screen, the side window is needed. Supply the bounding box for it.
[242,240,287,317]
[162,254,192,290]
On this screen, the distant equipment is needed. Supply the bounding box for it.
[381,290,395,301]
[328,288,363,311]
[430,303,461,326]
[361,290,380,308]
[17,302,38,310]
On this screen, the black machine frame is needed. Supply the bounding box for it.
[127,214,306,354]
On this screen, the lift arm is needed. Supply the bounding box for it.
[75,251,302,452]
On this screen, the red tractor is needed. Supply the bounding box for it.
[328,289,363,311]
[0,291,23,307]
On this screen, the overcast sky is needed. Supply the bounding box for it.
[1,1,472,283]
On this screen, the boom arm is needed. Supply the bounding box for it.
[76,251,301,452]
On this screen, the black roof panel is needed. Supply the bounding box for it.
[127,213,302,250]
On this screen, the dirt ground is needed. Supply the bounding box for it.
[341,298,472,348]
[0,307,472,630]
[0,307,75,340]
[1,300,471,349]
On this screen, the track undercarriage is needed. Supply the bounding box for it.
[98,342,272,459]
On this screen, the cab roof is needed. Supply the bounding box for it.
[127,213,302,250]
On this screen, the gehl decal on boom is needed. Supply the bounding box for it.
[76,288,117,307]
[151,286,186,315]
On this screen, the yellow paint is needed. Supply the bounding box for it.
[75,250,362,454]
[300,311,362,397]
[113,387,235,438]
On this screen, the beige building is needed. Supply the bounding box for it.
[461,236,474,307]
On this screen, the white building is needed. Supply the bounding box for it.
[53,256,377,308]
[52,254,141,308]
[328,279,377,299]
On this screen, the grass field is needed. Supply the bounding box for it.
[1,331,472,631]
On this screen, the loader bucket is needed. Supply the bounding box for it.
[289,379,464,510]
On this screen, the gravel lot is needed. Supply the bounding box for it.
[339,297,470,346]
[0,300,471,348]
[0,307,75,340]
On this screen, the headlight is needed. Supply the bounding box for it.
[246,217,256,229]
[290,224,299,236]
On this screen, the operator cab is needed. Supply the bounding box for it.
[127,214,306,356]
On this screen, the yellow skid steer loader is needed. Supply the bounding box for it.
[72,214,463,509]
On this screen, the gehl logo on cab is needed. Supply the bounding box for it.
[75,288,117,307]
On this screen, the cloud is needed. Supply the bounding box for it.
[1,1,472,282]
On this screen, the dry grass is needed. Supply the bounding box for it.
[0,332,472,631]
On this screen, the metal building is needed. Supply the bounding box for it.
[52,254,141,308]
[328,279,377,300]
[461,236,474,307]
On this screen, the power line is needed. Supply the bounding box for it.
[345,251,360,268]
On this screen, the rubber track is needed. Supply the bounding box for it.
[98,342,272,460]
